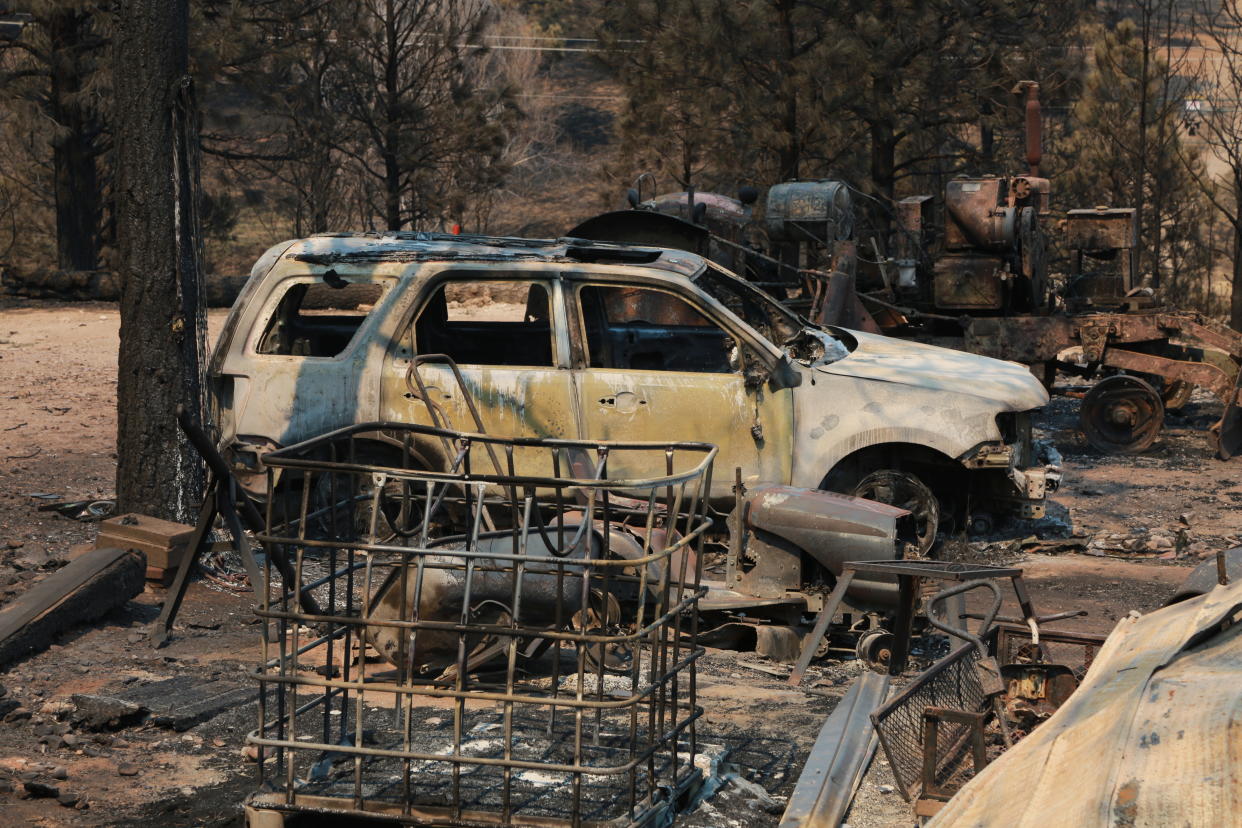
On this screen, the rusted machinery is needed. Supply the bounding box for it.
[569,81,1242,459]
[777,560,1095,825]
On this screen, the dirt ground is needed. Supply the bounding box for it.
[0,298,1237,826]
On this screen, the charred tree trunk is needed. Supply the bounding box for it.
[870,126,897,206]
[47,8,102,271]
[1232,217,1242,332]
[384,137,401,231]
[113,0,206,523]
[1133,1,1151,285]
[383,0,402,231]
[868,73,897,211]
[776,0,800,181]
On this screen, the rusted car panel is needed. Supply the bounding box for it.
[726,484,911,609]
[932,255,1005,310]
[210,233,1054,516]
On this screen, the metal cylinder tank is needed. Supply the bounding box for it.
[765,180,854,243]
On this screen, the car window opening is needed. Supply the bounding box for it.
[256,280,385,357]
[695,262,804,345]
[414,280,554,367]
[580,284,736,373]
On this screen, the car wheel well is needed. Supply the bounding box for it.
[820,443,967,520]
[346,435,438,472]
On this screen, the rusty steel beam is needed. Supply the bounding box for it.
[1101,348,1235,403]
[1157,313,1242,360]
[779,670,890,828]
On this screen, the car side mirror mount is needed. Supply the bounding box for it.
[767,355,802,391]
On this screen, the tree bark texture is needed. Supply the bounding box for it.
[47,7,102,271]
[113,0,206,523]
[1232,221,1242,333]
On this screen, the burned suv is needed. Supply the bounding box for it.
[209,233,1058,550]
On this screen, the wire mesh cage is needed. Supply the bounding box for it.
[244,422,716,827]
[870,641,989,801]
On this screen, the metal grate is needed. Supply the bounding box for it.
[245,422,715,827]
[994,623,1106,679]
[870,643,988,801]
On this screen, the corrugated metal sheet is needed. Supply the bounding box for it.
[929,576,1242,827]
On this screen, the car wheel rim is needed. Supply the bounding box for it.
[851,470,940,556]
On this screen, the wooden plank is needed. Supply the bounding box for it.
[145,566,176,587]
[0,548,146,667]
[97,513,193,570]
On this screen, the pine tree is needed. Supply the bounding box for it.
[1184,0,1242,328]
[0,0,109,270]
[1058,19,1212,294]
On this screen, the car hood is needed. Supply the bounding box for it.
[815,327,1049,410]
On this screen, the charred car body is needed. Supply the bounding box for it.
[209,233,1057,604]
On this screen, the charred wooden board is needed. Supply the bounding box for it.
[0,548,145,667]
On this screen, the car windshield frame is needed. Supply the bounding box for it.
[692,261,807,345]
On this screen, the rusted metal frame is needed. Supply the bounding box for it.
[247,709,704,778]
[889,574,923,676]
[839,561,1023,580]
[250,429,713,827]
[1101,347,1235,402]
[788,561,1024,688]
[1075,312,1242,360]
[962,314,1076,363]
[251,518,712,584]
[925,580,1010,747]
[993,623,1105,675]
[858,290,962,323]
[778,670,891,828]
[245,789,696,828]
[263,422,718,490]
[787,570,856,687]
[962,609,1085,627]
[871,642,982,720]
[919,707,988,801]
[1157,313,1242,360]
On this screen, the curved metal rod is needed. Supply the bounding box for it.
[405,354,506,478]
[405,353,514,528]
[925,578,1003,651]
[926,578,1013,747]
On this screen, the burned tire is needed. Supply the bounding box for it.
[850,469,940,556]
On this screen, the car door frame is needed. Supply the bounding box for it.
[377,262,582,471]
[216,261,403,449]
[560,265,796,499]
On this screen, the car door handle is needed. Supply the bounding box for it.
[598,391,646,412]
[405,386,451,400]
